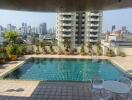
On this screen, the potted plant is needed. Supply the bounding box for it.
[80,45,86,55]
[87,43,93,56]
[0,48,6,64]
[63,39,71,55]
[6,44,20,61]
[96,42,102,56]
[50,45,55,55]
[106,49,115,57]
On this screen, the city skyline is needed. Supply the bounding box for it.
[0,8,132,32]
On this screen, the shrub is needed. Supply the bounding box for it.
[119,52,126,57]
[6,44,20,56]
[0,48,7,64]
[4,31,19,44]
[80,46,86,55]
[106,49,115,57]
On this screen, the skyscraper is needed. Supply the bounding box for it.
[6,24,17,32]
[20,22,28,36]
[39,23,47,35]
[56,11,102,49]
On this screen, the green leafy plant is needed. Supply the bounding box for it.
[6,44,20,56]
[106,49,115,57]
[40,41,48,54]
[96,42,102,56]
[80,45,86,55]
[87,43,93,56]
[34,39,41,54]
[4,31,19,44]
[50,45,55,54]
[63,39,71,52]
[0,48,7,64]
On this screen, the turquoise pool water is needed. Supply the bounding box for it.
[4,58,125,81]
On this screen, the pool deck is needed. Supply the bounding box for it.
[0,55,132,99]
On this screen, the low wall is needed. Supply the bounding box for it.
[118,47,132,56]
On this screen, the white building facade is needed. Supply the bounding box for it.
[56,11,102,49]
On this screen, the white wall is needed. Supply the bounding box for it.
[118,47,132,56]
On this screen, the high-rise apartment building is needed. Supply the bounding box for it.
[56,11,102,49]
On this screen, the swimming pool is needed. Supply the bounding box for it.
[4,58,125,81]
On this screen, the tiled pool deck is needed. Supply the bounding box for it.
[0,55,132,99]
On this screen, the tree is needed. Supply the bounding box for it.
[4,31,21,61]
[34,38,40,53]
[80,45,85,55]
[4,31,19,44]
[96,42,102,56]
[63,38,71,52]
[87,42,93,55]
[40,40,47,53]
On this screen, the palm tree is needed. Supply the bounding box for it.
[34,38,40,53]
[80,45,85,55]
[87,42,93,56]
[96,42,102,56]
[63,38,71,52]
[4,31,21,60]
[40,40,48,54]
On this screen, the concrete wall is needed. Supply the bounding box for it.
[118,47,132,56]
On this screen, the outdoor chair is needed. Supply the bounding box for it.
[118,77,132,88]
[92,78,104,96]
[92,89,112,100]
[117,77,132,100]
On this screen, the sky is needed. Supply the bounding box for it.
[0,8,132,32]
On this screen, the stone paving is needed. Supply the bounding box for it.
[0,81,131,100]
[0,80,39,97]
[0,81,93,100]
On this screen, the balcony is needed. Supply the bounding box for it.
[89,18,100,21]
[62,34,71,37]
[90,13,100,16]
[62,23,72,26]
[89,39,98,42]
[89,24,99,27]
[61,29,72,32]
[89,29,99,32]
[61,17,72,20]
[61,13,73,15]
[89,34,98,37]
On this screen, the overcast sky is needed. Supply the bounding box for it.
[0,8,132,32]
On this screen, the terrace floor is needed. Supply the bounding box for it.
[0,80,93,100]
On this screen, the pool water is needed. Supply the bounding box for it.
[4,58,125,81]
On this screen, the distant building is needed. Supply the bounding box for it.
[39,23,47,35]
[27,26,32,34]
[6,24,17,32]
[20,22,28,36]
[0,25,4,45]
[101,29,132,56]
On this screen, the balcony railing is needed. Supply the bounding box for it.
[62,34,71,37]
[89,34,98,37]
[89,29,99,32]
[61,17,72,20]
[62,23,72,26]
[89,39,98,42]
[61,29,72,32]
[90,13,100,16]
